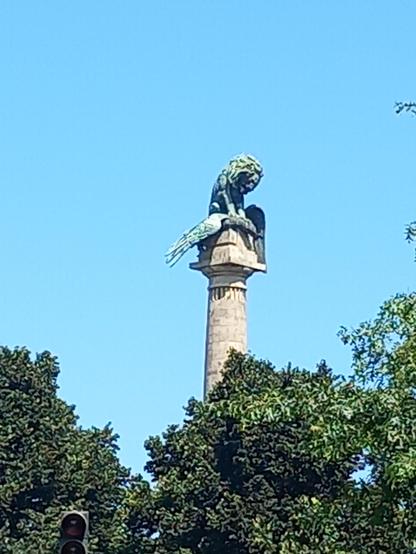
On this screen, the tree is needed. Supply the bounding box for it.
[339,292,416,550]
[4,292,415,552]
[126,294,416,553]
[0,346,133,553]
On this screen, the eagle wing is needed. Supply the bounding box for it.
[165,213,226,267]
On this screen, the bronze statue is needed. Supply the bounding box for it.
[165,154,266,266]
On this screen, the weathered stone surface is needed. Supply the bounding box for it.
[191,227,266,397]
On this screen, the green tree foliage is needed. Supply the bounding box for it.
[3,292,416,553]
[339,292,416,550]
[126,293,416,553]
[0,346,133,553]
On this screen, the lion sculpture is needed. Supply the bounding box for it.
[165,154,266,267]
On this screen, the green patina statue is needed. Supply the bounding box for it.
[165,154,266,267]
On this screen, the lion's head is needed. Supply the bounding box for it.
[221,154,263,194]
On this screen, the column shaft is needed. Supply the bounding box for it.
[190,227,266,398]
[204,277,247,396]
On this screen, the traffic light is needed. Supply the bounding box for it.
[59,511,89,554]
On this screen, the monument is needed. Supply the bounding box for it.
[166,154,267,397]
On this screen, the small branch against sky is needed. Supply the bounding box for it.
[405,222,416,262]
[395,101,416,258]
[395,101,416,115]
[405,222,416,243]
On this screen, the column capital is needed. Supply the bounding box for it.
[190,226,267,279]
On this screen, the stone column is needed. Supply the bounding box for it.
[190,226,266,397]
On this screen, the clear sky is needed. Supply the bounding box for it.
[1,1,415,474]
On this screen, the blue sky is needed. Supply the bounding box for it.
[0,1,415,474]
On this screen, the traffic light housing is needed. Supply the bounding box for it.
[59,511,89,554]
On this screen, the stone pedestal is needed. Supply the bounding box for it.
[190,227,266,397]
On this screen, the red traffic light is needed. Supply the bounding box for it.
[59,511,89,554]
[61,512,87,539]
[61,540,86,554]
